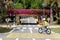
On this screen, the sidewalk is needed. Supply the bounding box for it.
[0,24,60,28]
[0,24,17,28]
[48,25,60,28]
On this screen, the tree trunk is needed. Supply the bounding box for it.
[50,8,53,24]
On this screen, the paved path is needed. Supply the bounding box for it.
[0,25,60,40]
[7,33,60,38]
[6,25,60,38]
[0,25,60,28]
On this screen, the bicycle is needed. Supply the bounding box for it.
[38,27,51,34]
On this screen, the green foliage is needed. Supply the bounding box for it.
[51,28,60,33]
[13,0,19,3]
[14,3,23,9]
[9,4,14,9]
[12,0,44,9]
[21,0,31,8]
[0,0,45,18]
[0,27,13,33]
[30,0,44,8]
[57,19,60,24]
[0,6,8,17]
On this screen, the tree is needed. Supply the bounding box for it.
[30,0,44,9]
[14,3,23,9]
[12,0,44,9]
[0,0,7,17]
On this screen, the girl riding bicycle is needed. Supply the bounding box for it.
[42,18,49,32]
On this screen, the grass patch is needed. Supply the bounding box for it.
[0,27,13,33]
[51,28,60,34]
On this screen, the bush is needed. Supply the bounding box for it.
[57,19,60,24]
[0,27,13,33]
[14,3,23,9]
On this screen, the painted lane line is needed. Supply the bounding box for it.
[29,28,33,33]
[0,38,2,40]
[32,38,35,40]
[9,28,16,33]
[16,38,19,40]
[22,27,27,29]
[21,27,26,32]
[21,29,24,32]
[45,39,51,40]
[30,29,33,33]
[28,28,32,30]
[34,27,38,30]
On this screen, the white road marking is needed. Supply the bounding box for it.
[29,28,33,33]
[22,27,27,29]
[34,27,38,30]
[21,29,24,32]
[9,28,16,33]
[45,39,51,40]
[28,28,32,30]
[16,38,19,40]
[21,27,27,32]
[32,38,35,40]
[0,38,2,40]
[30,29,33,33]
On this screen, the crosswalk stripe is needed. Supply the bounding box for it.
[45,39,51,40]
[21,29,24,32]
[30,29,33,33]
[32,38,35,40]
[22,27,39,30]
[16,38,19,40]
[28,28,33,33]
[34,27,38,30]
[28,28,32,30]
[22,27,27,29]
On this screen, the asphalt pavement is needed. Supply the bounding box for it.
[0,25,60,40]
